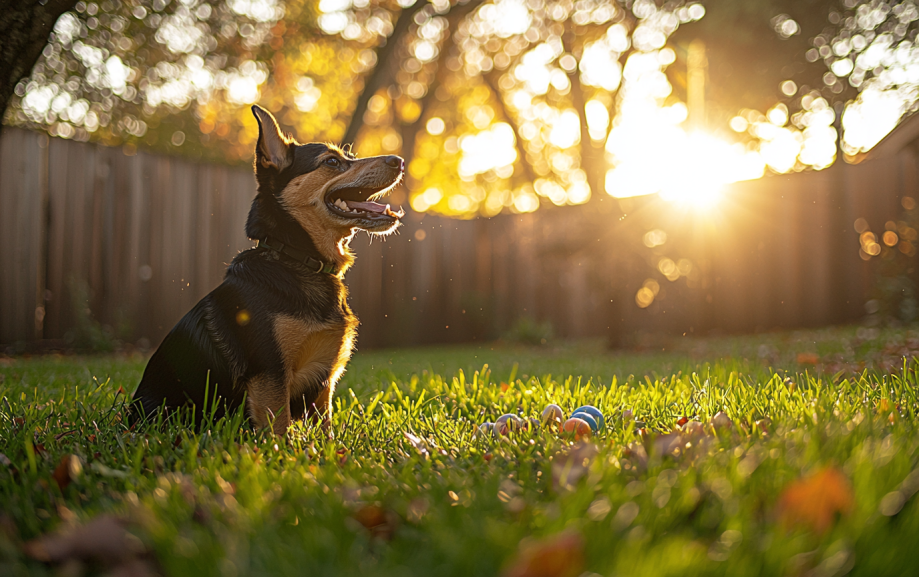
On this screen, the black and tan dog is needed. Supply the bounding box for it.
[131,105,404,434]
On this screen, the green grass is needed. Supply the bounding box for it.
[2,326,919,576]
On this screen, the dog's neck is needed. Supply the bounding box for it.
[246,195,355,275]
[309,233,356,275]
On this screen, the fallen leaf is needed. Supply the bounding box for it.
[796,352,819,365]
[352,504,397,541]
[552,442,597,491]
[652,432,683,458]
[503,531,584,577]
[711,411,733,430]
[52,454,83,491]
[777,467,854,534]
[23,515,145,566]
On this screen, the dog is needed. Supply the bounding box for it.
[130,105,404,434]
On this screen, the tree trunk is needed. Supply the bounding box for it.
[0,0,77,134]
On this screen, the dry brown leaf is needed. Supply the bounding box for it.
[652,432,683,458]
[503,531,585,577]
[23,515,145,565]
[551,442,597,491]
[777,467,854,534]
[796,352,819,365]
[52,454,82,491]
[352,504,397,541]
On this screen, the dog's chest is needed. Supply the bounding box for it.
[272,313,357,394]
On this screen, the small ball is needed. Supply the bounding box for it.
[573,405,604,429]
[561,417,592,440]
[570,411,599,432]
[495,414,521,436]
[541,404,564,427]
[478,422,494,436]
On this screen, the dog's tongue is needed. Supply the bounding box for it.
[345,200,404,218]
[345,200,387,213]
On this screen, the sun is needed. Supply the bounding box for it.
[606,123,765,210]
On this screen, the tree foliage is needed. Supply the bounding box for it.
[5,0,919,215]
[0,0,79,135]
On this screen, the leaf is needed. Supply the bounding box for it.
[796,352,819,365]
[551,442,597,492]
[777,467,854,534]
[503,531,584,577]
[352,505,397,541]
[52,454,82,491]
[23,515,146,566]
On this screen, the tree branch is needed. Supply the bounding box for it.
[398,0,487,163]
[341,0,430,146]
[482,70,539,185]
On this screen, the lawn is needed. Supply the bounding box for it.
[2,326,919,576]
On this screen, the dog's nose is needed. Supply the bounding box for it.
[383,155,404,171]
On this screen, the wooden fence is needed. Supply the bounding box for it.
[1,125,916,350]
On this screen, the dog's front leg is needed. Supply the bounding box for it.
[305,383,333,430]
[246,375,291,435]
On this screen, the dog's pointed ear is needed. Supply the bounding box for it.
[252,105,292,171]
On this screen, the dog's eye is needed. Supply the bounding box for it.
[324,157,341,168]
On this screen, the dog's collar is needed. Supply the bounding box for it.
[255,237,340,276]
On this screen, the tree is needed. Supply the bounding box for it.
[3,0,301,162]
[0,0,79,137]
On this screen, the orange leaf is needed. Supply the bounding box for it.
[777,467,854,534]
[352,505,396,541]
[796,352,819,365]
[503,531,584,577]
[52,454,82,491]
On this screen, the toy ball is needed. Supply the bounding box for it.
[573,405,604,429]
[478,422,495,436]
[541,404,564,427]
[561,417,592,439]
[495,413,521,436]
[570,411,599,432]
[522,417,540,432]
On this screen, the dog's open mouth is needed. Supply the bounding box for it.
[325,183,405,221]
